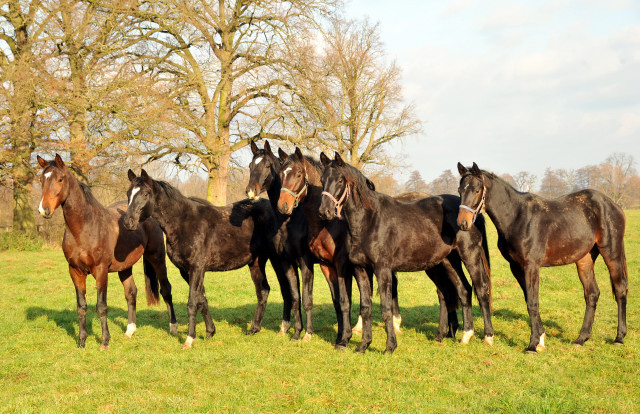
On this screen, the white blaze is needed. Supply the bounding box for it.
[283,167,292,181]
[44,172,52,180]
[128,187,141,206]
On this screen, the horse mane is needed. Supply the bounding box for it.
[77,181,104,209]
[335,162,375,211]
[154,179,197,205]
[302,156,324,186]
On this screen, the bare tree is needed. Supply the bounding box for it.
[596,153,636,207]
[405,170,427,193]
[134,0,336,205]
[429,169,457,195]
[0,0,50,232]
[539,168,568,199]
[279,17,421,170]
[513,171,537,193]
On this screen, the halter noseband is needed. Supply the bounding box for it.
[459,175,486,225]
[280,178,308,209]
[322,184,350,219]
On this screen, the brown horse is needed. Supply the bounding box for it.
[37,154,176,349]
[457,162,628,352]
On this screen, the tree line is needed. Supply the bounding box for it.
[1,0,420,233]
[401,152,640,209]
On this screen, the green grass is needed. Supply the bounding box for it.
[1,211,639,413]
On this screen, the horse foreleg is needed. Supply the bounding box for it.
[353,266,372,353]
[69,266,88,348]
[458,245,494,345]
[319,263,347,349]
[118,268,137,338]
[248,257,270,335]
[147,251,177,335]
[94,267,110,350]
[183,267,205,349]
[425,265,459,342]
[300,255,315,342]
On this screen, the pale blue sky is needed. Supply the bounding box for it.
[345,0,640,182]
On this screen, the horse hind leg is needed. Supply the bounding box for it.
[148,255,178,335]
[574,250,600,346]
[247,257,270,335]
[118,268,138,338]
[598,243,629,344]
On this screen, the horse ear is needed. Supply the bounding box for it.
[127,169,137,182]
[334,152,345,167]
[320,152,330,167]
[471,162,481,176]
[278,148,288,161]
[54,154,65,169]
[37,155,48,168]
[250,141,258,154]
[263,140,272,155]
[294,147,303,160]
[366,178,376,191]
[140,169,153,186]
[457,162,468,176]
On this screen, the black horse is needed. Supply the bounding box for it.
[124,169,300,349]
[245,140,316,341]
[457,162,628,352]
[319,152,493,354]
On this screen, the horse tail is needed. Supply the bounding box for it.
[476,216,492,310]
[143,257,161,306]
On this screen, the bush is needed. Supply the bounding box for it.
[0,231,44,251]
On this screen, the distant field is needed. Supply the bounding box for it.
[0,211,638,413]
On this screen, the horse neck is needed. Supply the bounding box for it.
[149,183,191,237]
[266,165,281,211]
[341,180,377,239]
[484,175,523,235]
[61,174,105,236]
[299,159,325,224]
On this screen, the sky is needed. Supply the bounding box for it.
[344,0,640,183]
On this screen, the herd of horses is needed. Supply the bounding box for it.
[36,142,629,354]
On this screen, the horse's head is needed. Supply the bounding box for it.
[124,169,155,230]
[457,162,486,231]
[246,140,280,201]
[277,147,308,215]
[37,154,71,219]
[318,152,351,220]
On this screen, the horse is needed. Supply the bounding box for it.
[457,162,628,352]
[245,140,315,341]
[277,147,463,352]
[318,152,493,354]
[36,154,176,349]
[124,169,301,349]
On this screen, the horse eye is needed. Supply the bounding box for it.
[474,188,480,193]
[57,178,63,183]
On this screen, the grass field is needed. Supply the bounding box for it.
[1,211,638,413]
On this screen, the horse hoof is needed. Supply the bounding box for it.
[573,342,583,348]
[536,344,546,352]
[100,344,109,351]
[613,341,624,346]
[460,330,474,345]
[525,349,537,354]
[169,323,178,336]
[302,333,312,342]
[484,336,494,346]
[352,327,363,335]
[277,329,286,336]
[334,344,347,351]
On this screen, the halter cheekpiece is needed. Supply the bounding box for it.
[280,178,308,209]
[322,184,350,219]
[459,175,486,224]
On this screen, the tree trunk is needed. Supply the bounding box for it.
[12,160,35,233]
[206,151,231,206]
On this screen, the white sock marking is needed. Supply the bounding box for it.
[461,329,474,344]
[125,323,137,338]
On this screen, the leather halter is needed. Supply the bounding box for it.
[459,176,486,225]
[280,178,308,209]
[322,184,350,219]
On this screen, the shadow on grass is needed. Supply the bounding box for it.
[26,299,450,349]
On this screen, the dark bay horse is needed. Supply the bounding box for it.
[124,169,299,349]
[457,162,628,352]
[277,148,462,352]
[245,140,316,341]
[318,152,493,354]
[37,154,176,349]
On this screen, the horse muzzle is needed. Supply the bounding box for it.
[123,215,139,231]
